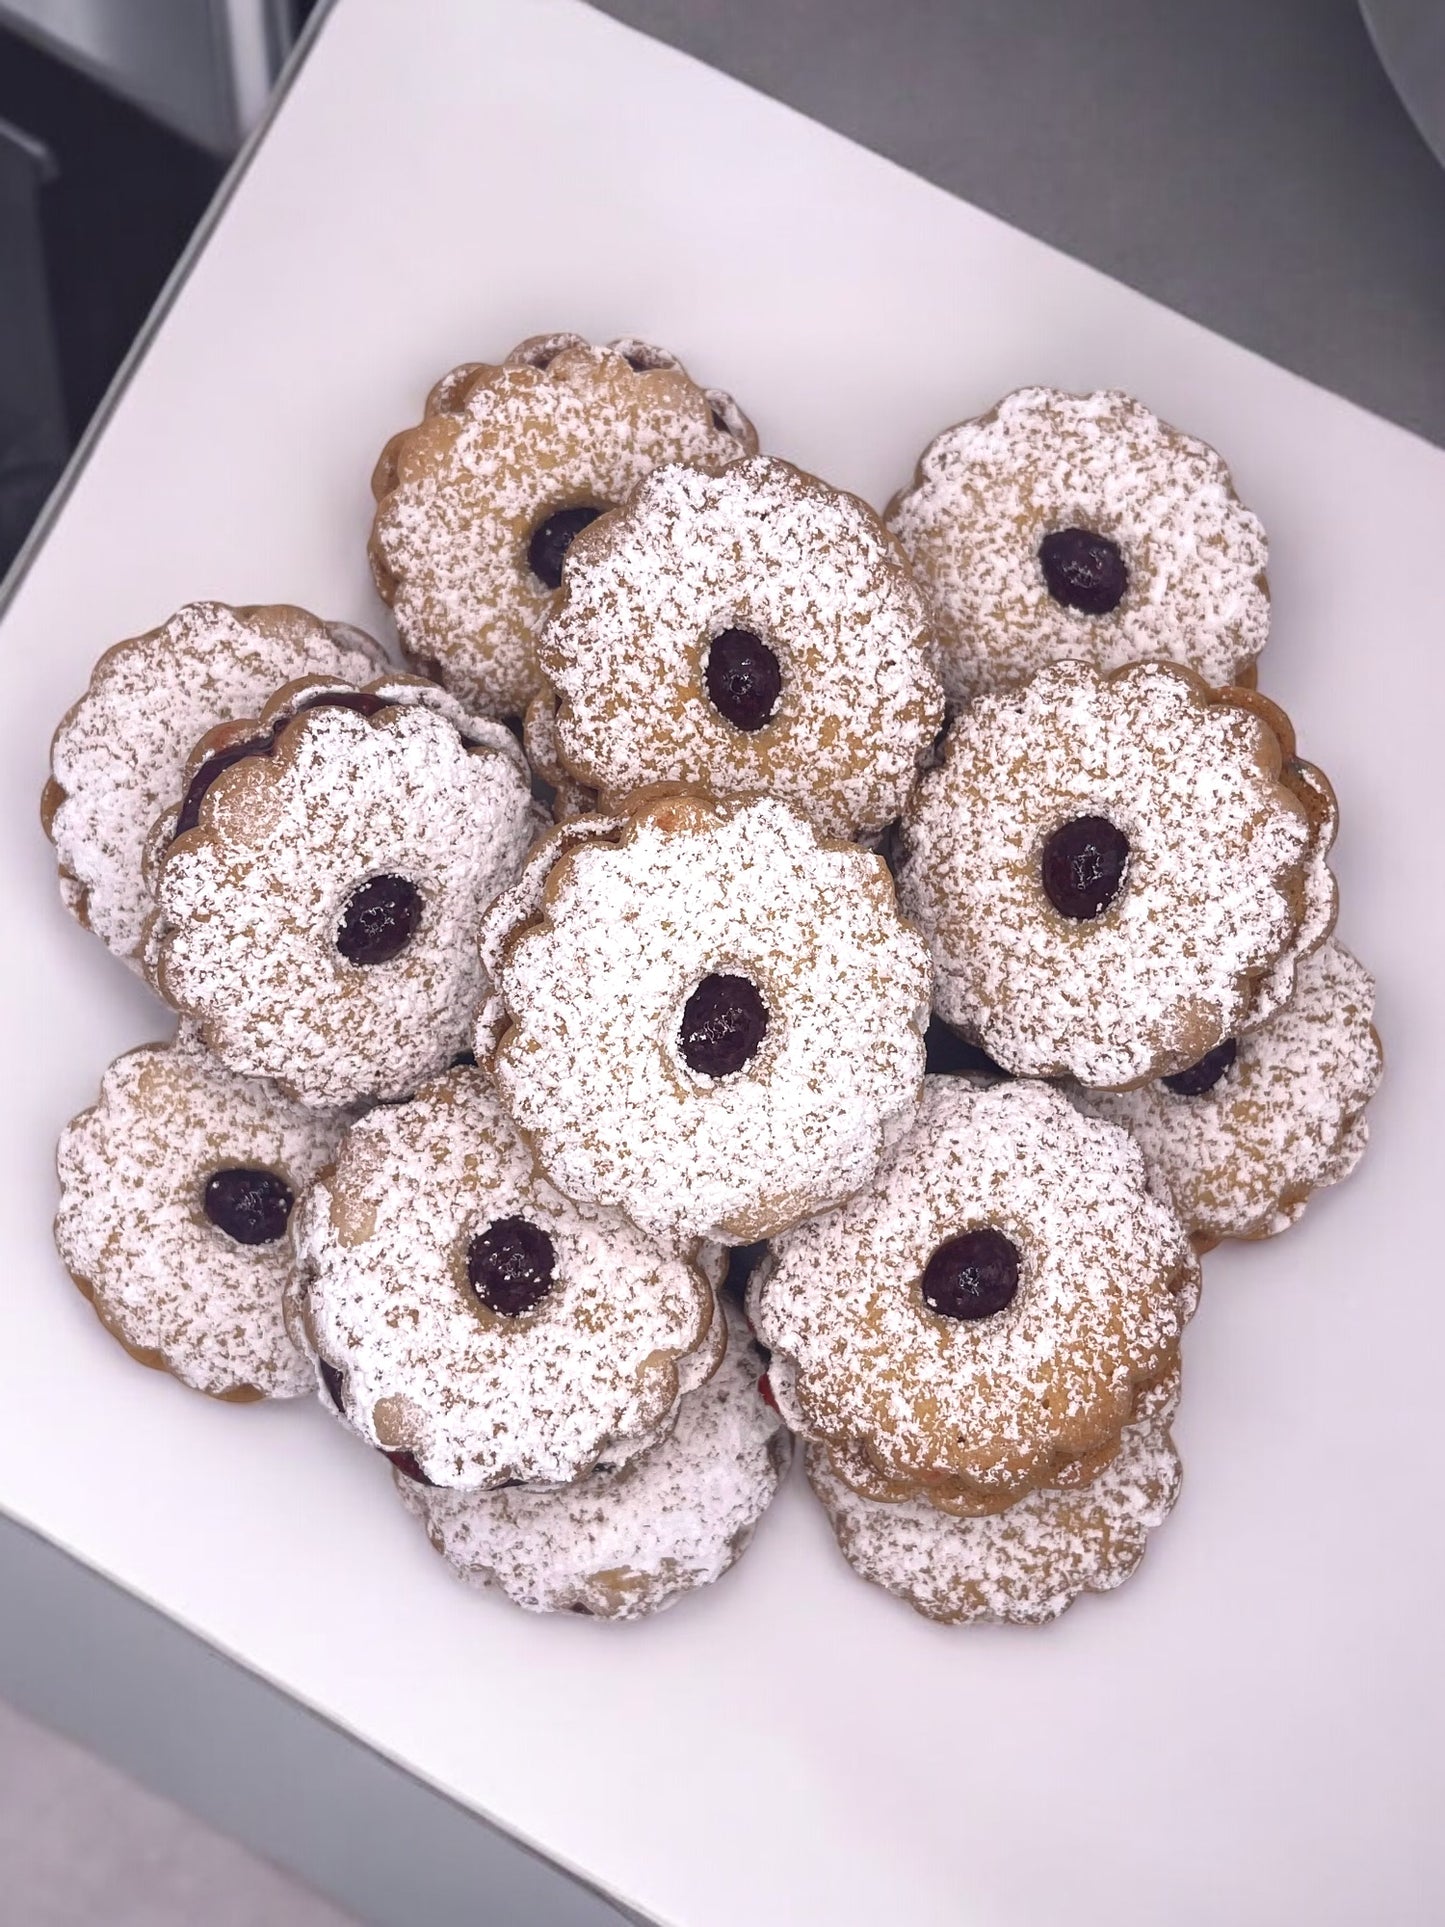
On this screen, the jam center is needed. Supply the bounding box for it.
[202,1166,293,1246]
[1038,527,1128,615]
[920,1228,1021,1321]
[336,874,422,965]
[1162,1037,1238,1096]
[1041,815,1130,920]
[678,972,770,1077]
[467,1216,557,1318]
[527,504,606,589]
[704,628,782,732]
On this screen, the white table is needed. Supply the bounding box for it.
[2,3,1442,1922]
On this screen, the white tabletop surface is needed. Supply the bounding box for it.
[2,2,1443,1922]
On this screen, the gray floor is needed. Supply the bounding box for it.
[0,1699,355,1926]
[6,2,1445,1924]
[595,0,1445,447]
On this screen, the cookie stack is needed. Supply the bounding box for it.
[46,338,1382,1625]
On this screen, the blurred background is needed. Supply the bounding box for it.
[0,1,1442,1921]
[2,0,1444,587]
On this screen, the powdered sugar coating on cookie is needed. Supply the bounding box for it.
[393,1302,789,1617]
[1244,757,1338,1027]
[43,601,384,964]
[898,661,1312,1087]
[539,457,944,840]
[55,1028,346,1400]
[369,341,748,717]
[753,1078,1194,1503]
[808,1368,1182,1624]
[292,1068,716,1488]
[508,332,756,448]
[151,680,538,1107]
[887,387,1268,706]
[1072,939,1381,1246]
[476,813,623,1056]
[490,793,931,1245]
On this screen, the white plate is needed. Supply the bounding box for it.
[2,2,1442,1922]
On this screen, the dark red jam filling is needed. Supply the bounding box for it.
[704,628,781,732]
[920,1228,1021,1321]
[202,1166,293,1245]
[1162,1037,1238,1096]
[1038,527,1128,615]
[467,1216,557,1317]
[527,505,607,589]
[678,972,770,1077]
[1041,815,1130,920]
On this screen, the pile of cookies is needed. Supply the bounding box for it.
[45,338,1382,1625]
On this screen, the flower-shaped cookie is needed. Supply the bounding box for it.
[290,1067,718,1488]
[368,338,750,717]
[752,1078,1195,1507]
[43,600,383,965]
[898,661,1316,1088]
[887,387,1269,706]
[55,1028,347,1400]
[393,1302,790,1617]
[536,456,944,840]
[148,676,538,1107]
[1072,939,1381,1248]
[486,792,932,1245]
[808,1368,1183,1625]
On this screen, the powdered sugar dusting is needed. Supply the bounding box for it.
[539,457,943,839]
[492,793,931,1244]
[293,1068,716,1488]
[808,1367,1182,1624]
[45,601,384,963]
[54,1027,346,1400]
[1245,759,1338,1026]
[887,387,1268,705]
[152,686,537,1106]
[899,661,1312,1087]
[754,1078,1194,1501]
[369,343,747,716]
[475,813,623,1055]
[1072,939,1381,1244]
[393,1302,790,1617]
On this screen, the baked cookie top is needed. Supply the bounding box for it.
[487,791,931,1245]
[148,675,538,1107]
[898,661,1314,1087]
[43,600,383,965]
[394,1301,790,1618]
[55,1028,347,1401]
[808,1367,1182,1625]
[538,456,943,840]
[887,387,1268,705]
[369,338,750,717]
[292,1067,718,1489]
[753,1077,1195,1505]
[1072,938,1382,1247]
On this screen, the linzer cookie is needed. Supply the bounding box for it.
[1072,939,1382,1249]
[536,456,944,840]
[290,1067,719,1489]
[368,337,752,718]
[752,1078,1196,1510]
[42,601,384,966]
[898,660,1317,1088]
[393,1302,789,1617]
[55,1028,346,1401]
[485,791,931,1246]
[887,387,1269,706]
[808,1368,1183,1624]
[146,675,538,1107]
